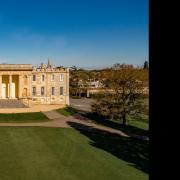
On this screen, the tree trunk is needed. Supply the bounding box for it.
[122,114,127,126]
[75,90,78,97]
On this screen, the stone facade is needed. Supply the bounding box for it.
[0,61,69,106]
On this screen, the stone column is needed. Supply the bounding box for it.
[0,75,2,99]
[9,75,12,99]
[18,75,22,98]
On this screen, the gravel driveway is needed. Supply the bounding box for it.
[70,98,95,112]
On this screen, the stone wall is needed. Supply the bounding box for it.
[31,67,69,105]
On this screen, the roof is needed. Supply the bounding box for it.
[0,64,33,71]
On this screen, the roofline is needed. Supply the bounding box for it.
[0,64,32,65]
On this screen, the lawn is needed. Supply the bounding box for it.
[0,126,148,180]
[85,113,149,137]
[0,112,50,123]
[56,106,78,117]
[128,119,148,131]
[57,106,149,137]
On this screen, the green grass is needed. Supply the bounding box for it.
[85,113,149,137]
[56,106,78,117]
[0,127,148,180]
[128,119,149,131]
[120,120,149,137]
[71,96,82,99]
[0,112,50,123]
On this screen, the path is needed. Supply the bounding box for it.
[0,110,129,137]
[0,109,148,140]
[70,98,95,112]
[0,104,65,113]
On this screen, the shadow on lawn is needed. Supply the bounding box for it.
[75,111,149,137]
[67,121,149,174]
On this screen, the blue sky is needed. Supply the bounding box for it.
[0,0,148,68]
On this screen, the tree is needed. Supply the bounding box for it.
[69,66,89,97]
[143,61,149,69]
[92,63,148,126]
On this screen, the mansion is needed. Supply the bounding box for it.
[0,60,69,106]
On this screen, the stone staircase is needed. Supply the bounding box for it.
[0,99,27,108]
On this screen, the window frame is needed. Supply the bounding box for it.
[32,87,36,96]
[41,86,45,96]
[33,75,36,81]
[60,86,64,95]
[60,74,64,81]
[41,74,45,82]
[52,87,55,95]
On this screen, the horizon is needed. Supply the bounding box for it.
[0,0,148,67]
[0,60,146,70]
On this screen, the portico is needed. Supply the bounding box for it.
[0,64,33,100]
[0,75,19,99]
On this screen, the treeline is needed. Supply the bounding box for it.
[70,62,149,97]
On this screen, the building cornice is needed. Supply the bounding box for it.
[0,64,33,71]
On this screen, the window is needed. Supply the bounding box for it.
[60,87,64,95]
[60,74,64,81]
[51,74,55,81]
[41,87,44,96]
[32,87,36,96]
[52,87,55,95]
[33,75,36,81]
[42,75,45,82]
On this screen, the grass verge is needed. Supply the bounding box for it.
[0,112,50,123]
[56,106,78,117]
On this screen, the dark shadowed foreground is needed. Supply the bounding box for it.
[68,121,149,174]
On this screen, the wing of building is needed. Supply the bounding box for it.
[0,60,69,106]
